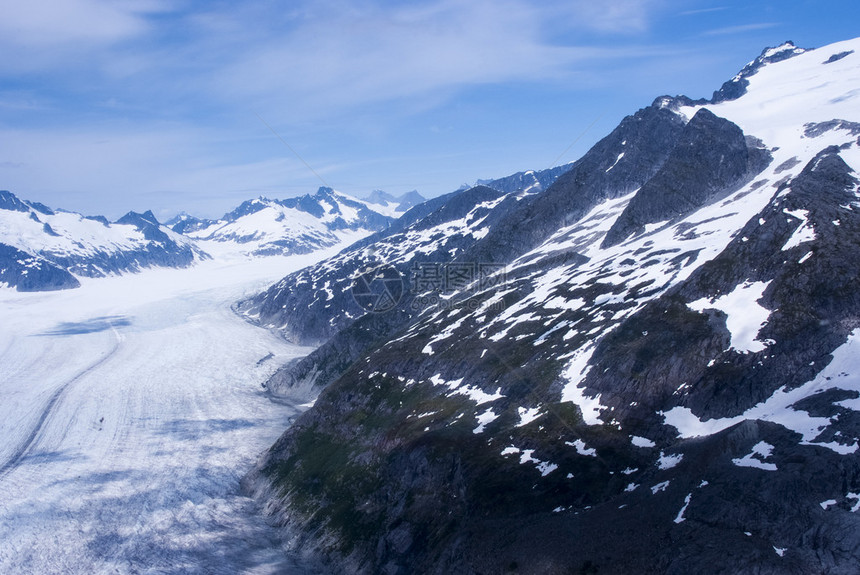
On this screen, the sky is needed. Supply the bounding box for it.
[0,0,858,220]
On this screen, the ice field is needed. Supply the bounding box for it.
[0,249,343,574]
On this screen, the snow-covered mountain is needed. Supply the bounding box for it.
[0,191,207,291]
[362,189,426,216]
[176,187,398,257]
[240,38,860,573]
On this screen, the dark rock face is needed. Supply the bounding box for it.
[245,142,860,575]
[84,215,111,226]
[242,103,686,345]
[804,119,860,138]
[241,102,687,398]
[236,103,692,566]
[168,213,213,234]
[240,103,688,401]
[589,148,860,426]
[602,108,771,248]
[0,190,31,213]
[238,185,509,345]
[824,50,854,64]
[237,185,516,401]
[44,210,204,277]
[116,210,172,242]
[466,104,687,264]
[0,243,80,291]
[235,101,702,517]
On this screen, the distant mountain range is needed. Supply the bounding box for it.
[169,187,410,257]
[238,38,860,574]
[0,190,207,291]
[2,174,571,292]
[363,189,426,215]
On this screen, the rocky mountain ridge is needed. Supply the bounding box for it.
[240,38,860,574]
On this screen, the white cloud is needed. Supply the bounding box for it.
[0,0,171,75]
[562,0,664,33]
[211,1,580,116]
[0,0,165,47]
[679,7,729,16]
[702,22,779,36]
[0,0,670,119]
[189,0,671,122]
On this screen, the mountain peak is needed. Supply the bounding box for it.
[758,40,803,61]
[365,189,398,205]
[394,190,425,211]
[165,211,195,226]
[117,210,160,227]
[0,190,30,213]
[114,210,171,244]
[363,189,425,212]
[712,40,808,103]
[1,193,206,290]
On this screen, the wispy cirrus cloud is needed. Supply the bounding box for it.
[0,0,669,120]
[199,0,652,120]
[561,0,666,33]
[702,22,779,36]
[0,0,173,76]
[679,6,729,16]
[0,0,148,47]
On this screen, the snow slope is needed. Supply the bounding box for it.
[0,246,351,574]
[1,209,158,263]
[678,38,860,150]
[0,193,206,282]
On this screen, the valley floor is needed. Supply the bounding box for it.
[0,248,339,574]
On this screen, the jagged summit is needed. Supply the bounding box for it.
[0,190,30,213]
[364,189,397,205]
[651,40,811,113]
[711,40,808,103]
[116,209,161,227]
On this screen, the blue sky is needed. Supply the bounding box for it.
[1,0,858,220]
